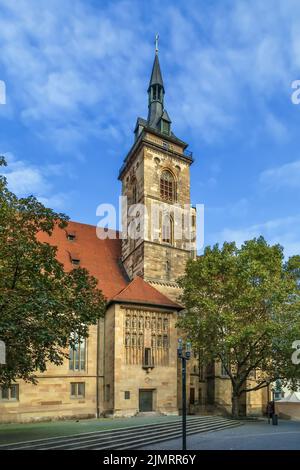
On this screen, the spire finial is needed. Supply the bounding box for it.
[155,33,159,54]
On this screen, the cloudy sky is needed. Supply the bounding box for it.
[0,0,300,257]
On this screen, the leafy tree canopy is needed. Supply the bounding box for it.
[178,237,300,417]
[0,156,106,386]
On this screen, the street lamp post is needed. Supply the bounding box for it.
[177,338,191,451]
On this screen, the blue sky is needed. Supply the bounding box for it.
[0,0,300,257]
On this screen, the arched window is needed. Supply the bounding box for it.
[162,214,174,244]
[132,183,137,204]
[129,177,138,205]
[160,170,175,202]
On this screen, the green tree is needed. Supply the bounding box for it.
[0,156,106,386]
[178,237,300,418]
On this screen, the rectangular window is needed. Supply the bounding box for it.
[70,382,85,398]
[190,387,195,405]
[144,348,152,366]
[10,384,19,400]
[124,391,130,400]
[69,335,86,371]
[0,384,19,401]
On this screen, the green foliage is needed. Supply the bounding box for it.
[0,157,106,385]
[178,238,300,415]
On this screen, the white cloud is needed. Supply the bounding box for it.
[2,153,70,210]
[0,0,149,151]
[260,160,300,190]
[213,214,300,258]
[0,0,300,151]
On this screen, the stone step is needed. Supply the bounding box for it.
[46,417,236,450]
[0,416,201,449]
[121,421,242,450]
[3,416,231,450]
[94,422,241,450]
[0,416,242,450]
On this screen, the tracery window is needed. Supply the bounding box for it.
[162,214,174,244]
[123,309,170,366]
[160,170,175,202]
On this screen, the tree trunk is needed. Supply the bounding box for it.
[232,394,239,419]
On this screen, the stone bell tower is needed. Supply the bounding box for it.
[118,38,196,301]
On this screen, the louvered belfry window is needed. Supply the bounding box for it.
[160,170,175,202]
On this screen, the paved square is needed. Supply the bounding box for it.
[141,420,300,450]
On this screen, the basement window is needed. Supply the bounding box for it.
[70,382,85,398]
[0,384,19,401]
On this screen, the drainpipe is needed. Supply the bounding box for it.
[96,319,100,418]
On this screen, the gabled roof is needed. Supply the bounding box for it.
[37,221,181,310]
[111,276,182,310]
[37,221,128,300]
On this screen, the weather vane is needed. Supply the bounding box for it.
[155,33,159,54]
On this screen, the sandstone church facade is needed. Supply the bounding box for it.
[0,48,267,423]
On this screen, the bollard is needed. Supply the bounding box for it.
[272,414,278,425]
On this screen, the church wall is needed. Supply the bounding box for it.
[143,145,191,208]
[121,149,145,280]
[144,133,184,156]
[102,304,116,415]
[143,243,191,285]
[110,304,179,417]
[0,325,99,423]
[212,362,268,416]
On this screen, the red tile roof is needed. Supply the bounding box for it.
[37,221,128,299]
[111,276,182,310]
[37,220,181,310]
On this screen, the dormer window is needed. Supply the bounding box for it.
[161,119,170,135]
[66,231,76,241]
[71,259,80,266]
[69,252,80,266]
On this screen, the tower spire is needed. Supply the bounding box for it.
[147,34,164,128]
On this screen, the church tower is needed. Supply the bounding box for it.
[119,38,196,301]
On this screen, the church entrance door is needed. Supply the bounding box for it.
[139,390,153,412]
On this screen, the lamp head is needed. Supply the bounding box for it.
[186,340,192,360]
[177,338,183,358]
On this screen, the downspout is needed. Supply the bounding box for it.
[96,319,100,418]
